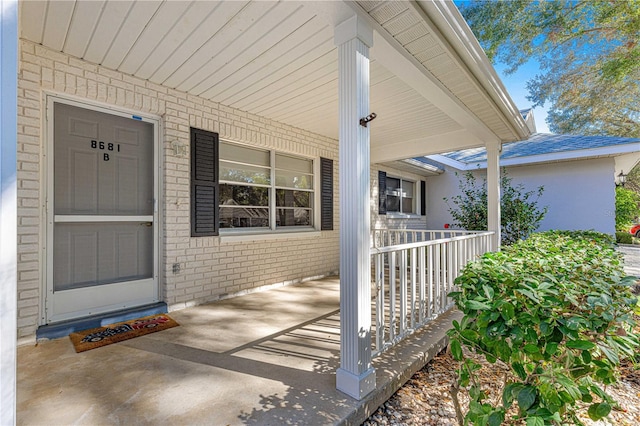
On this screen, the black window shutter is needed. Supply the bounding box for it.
[378,170,387,215]
[190,128,219,237]
[320,157,333,231]
[420,180,426,215]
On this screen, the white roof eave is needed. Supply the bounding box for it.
[427,143,640,171]
[415,0,530,141]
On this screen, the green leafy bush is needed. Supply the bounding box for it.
[615,231,633,244]
[444,170,548,245]
[615,186,640,230]
[448,230,639,425]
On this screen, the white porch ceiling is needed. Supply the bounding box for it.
[19,0,528,162]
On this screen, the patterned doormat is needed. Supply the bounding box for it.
[69,314,179,353]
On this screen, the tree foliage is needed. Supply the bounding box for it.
[623,163,640,194]
[460,0,640,137]
[615,185,640,230]
[448,231,639,425]
[444,171,548,245]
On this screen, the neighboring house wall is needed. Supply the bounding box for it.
[16,41,342,342]
[425,158,616,234]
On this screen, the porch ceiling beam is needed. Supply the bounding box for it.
[370,32,499,145]
[344,1,502,146]
[371,129,484,163]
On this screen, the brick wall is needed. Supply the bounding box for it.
[16,40,340,342]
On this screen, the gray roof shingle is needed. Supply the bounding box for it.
[440,133,640,164]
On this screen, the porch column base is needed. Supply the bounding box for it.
[336,367,376,400]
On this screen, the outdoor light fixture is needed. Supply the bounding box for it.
[617,170,627,187]
[359,112,377,127]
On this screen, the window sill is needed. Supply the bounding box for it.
[219,228,322,243]
[386,213,424,219]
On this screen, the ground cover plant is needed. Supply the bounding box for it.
[447,230,639,425]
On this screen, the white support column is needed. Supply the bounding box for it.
[335,15,376,400]
[0,0,18,424]
[486,141,501,251]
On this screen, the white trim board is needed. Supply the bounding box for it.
[1,0,18,423]
[427,143,640,171]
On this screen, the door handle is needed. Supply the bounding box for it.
[140,222,153,227]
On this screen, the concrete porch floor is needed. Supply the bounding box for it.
[17,276,459,425]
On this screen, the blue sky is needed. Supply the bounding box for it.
[494,60,552,134]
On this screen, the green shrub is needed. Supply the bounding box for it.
[616,231,633,244]
[448,230,639,425]
[444,170,548,246]
[615,186,640,230]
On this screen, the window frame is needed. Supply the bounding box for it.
[218,139,318,234]
[385,174,420,217]
[381,173,424,218]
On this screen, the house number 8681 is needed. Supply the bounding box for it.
[90,140,120,161]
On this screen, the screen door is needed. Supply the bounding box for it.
[47,101,158,323]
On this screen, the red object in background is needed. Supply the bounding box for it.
[444,223,450,229]
[630,223,640,238]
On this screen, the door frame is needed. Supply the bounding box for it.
[43,94,162,324]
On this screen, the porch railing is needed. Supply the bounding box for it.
[370,230,494,357]
[372,228,485,248]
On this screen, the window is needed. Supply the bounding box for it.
[385,177,414,214]
[191,128,334,235]
[219,142,271,229]
[274,153,314,227]
[378,170,425,216]
[219,141,314,230]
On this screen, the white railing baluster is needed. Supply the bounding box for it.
[389,251,396,341]
[427,244,433,319]
[399,249,407,337]
[433,243,442,315]
[442,241,448,313]
[419,246,425,323]
[375,253,384,353]
[410,247,417,329]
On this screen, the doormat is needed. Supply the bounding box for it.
[69,314,179,353]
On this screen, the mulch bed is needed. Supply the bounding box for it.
[363,320,640,425]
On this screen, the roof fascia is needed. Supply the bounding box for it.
[432,143,640,170]
[425,154,476,171]
[400,158,444,174]
[500,143,640,167]
[415,0,530,141]
[371,128,485,162]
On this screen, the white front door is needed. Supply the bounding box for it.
[46,99,159,323]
